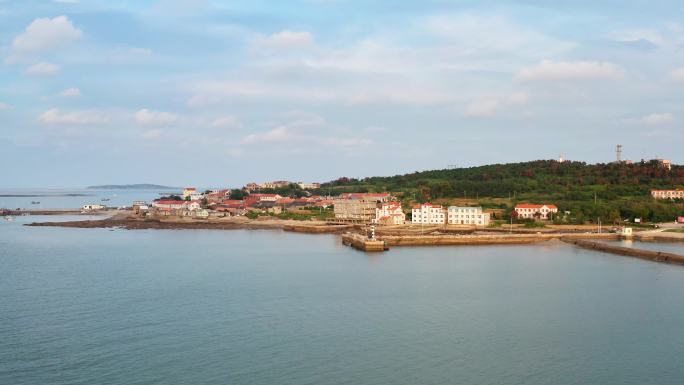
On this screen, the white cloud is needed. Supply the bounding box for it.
[134,108,178,125]
[208,116,242,129]
[465,99,499,117]
[240,112,373,151]
[39,108,109,125]
[640,113,674,126]
[142,129,163,139]
[188,14,575,109]
[59,87,81,97]
[508,92,529,105]
[11,15,82,54]
[622,112,675,126]
[241,126,291,144]
[25,61,61,76]
[422,14,575,59]
[128,47,153,56]
[0,102,11,110]
[254,30,314,51]
[608,29,664,46]
[671,67,684,82]
[518,60,623,81]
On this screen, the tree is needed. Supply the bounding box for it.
[230,189,247,200]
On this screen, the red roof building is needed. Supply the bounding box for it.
[514,203,558,220]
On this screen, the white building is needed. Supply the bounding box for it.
[412,203,445,224]
[82,204,106,211]
[374,202,405,225]
[298,182,321,190]
[187,201,202,211]
[514,204,558,220]
[447,206,490,226]
[651,189,684,200]
[152,200,188,210]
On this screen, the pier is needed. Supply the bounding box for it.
[341,233,388,252]
[561,238,684,265]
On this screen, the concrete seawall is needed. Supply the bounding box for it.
[283,224,355,234]
[381,233,618,247]
[561,238,684,265]
[341,233,387,252]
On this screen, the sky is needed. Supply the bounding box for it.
[0,0,682,188]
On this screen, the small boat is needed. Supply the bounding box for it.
[101,198,111,202]
[4,216,15,221]
[31,201,40,205]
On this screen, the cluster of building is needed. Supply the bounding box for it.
[244,181,321,191]
[141,187,333,218]
[138,185,565,227]
[410,204,490,226]
[332,193,558,226]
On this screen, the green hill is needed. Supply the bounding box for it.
[318,159,684,223]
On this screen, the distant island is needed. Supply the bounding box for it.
[87,184,179,190]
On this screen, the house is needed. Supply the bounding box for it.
[215,201,247,216]
[132,201,149,216]
[447,206,490,226]
[205,189,230,203]
[652,158,672,171]
[514,204,558,220]
[260,181,292,189]
[651,189,684,200]
[374,202,405,225]
[244,183,260,191]
[183,187,202,200]
[246,194,282,202]
[82,204,106,211]
[314,199,334,208]
[412,203,445,224]
[187,201,202,211]
[333,193,393,222]
[152,200,188,210]
[195,209,209,219]
[298,182,321,190]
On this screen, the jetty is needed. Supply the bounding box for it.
[561,238,684,265]
[341,233,388,252]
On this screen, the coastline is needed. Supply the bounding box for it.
[22,212,684,264]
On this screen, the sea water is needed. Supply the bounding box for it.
[2,216,684,384]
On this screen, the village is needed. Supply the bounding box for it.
[95,181,684,228]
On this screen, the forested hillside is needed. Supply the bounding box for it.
[317,160,684,223]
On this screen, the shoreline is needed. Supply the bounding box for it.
[23,213,684,264]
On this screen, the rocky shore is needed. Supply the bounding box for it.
[25,214,357,233]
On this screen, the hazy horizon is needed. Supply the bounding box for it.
[1,1,682,188]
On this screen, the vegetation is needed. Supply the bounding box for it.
[245,207,335,221]
[157,195,183,201]
[315,159,684,223]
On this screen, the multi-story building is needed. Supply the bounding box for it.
[651,189,684,200]
[411,203,445,224]
[297,182,321,190]
[152,200,188,210]
[514,204,558,220]
[374,202,405,225]
[447,206,490,226]
[260,181,292,189]
[152,200,201,211]
[183,187,202,200]
[333,193,392,222]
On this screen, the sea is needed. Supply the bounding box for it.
[2,215,684,384]
[0,188,177,210]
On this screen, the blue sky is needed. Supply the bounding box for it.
[0,0,682,188]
